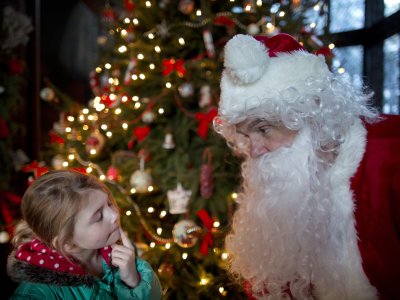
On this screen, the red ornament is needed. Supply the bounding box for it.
[162,58,186,77]
[21,161,49,179]
[195,107,217,140]
[49,131,64,145]
[200,148,213,199]
[106,165,119,181]
[196,209,214,255]
[125,0,135,12]
[213,15,235,27]
[134,126,151,142]
[102,4,115,22]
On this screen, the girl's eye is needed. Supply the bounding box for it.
[97,212,103,222]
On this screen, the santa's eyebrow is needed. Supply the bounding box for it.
[247,119,265,131]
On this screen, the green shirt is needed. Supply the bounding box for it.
[9,257,162,300]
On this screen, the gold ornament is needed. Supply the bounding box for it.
[172,219,201,248]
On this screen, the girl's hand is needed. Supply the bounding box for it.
[111,228,140,288]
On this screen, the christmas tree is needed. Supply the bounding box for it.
[36,1,329,298]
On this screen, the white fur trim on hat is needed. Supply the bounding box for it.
[219,34,332,123]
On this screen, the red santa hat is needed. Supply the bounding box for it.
[219,33,332,123]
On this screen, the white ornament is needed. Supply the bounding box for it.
[130,170,153,193]
[167,183,191,214]
[247,23,260,35]
[162,132,175,149]
[51,154,64,170]
[130,157,153,193]
[178,82,194,98]
[199,85,211,108]
[0,231,10,243]
[40,87,55,102]
[203,30,215,58]
[0,85,5,94]
[142,110,156,123]
[52,112,66,135]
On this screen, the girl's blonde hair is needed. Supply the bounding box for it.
[12,170,116,258]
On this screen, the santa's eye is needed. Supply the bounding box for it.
[259,126,271,135]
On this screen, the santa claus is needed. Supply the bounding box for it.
[214,33,400,299]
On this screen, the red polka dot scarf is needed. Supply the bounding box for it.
[15,238,112,275]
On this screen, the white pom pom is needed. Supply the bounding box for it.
[224,34,269,84]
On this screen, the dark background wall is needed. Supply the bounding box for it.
[1,1,100,297]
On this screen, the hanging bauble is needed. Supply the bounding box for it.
[178,82,194,98]
[40,87,55,102]
[158,262,174,277]
[178,0,194,15]
[0,231,10,243]
[247,23,260,35]
[106,165,119,181]
[142,110,156,124]
[200,148,213,199]
[203,30,215,58]
[51,154,64,170]
[97,35,108,46]
[52,112,66,135]
[0,85,5,94]
[86,130,105,156]
[130,170,152,193]
[130,156,153,193]
[199,85,211,108]
[123,58,137,84]
[167,183,191,214]
[162,132,175,149]
[102,3,115,22]
[172,219,201,248]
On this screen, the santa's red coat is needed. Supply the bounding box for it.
[351,114,400,300]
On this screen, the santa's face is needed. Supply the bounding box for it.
[235,118,298,158]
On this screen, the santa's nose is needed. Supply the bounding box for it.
[249,136,268,158]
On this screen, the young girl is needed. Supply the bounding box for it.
[7,170,162,299]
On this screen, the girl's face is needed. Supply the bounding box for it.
[236,118,298,158]
[71,189,120,251]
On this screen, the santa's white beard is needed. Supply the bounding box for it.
[226,128,349,299]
